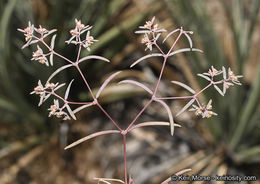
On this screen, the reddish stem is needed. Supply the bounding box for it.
[33,36,74,64]
[97,102,122,131]
[37,33,122,132]
[75,37,82,62]
[125,28,184,134]
[75,65,95,99]
[123,134,128,184]
[194,82,212,97]
[45,91,91,105]
[125,99,153,132]
[153,56,167,94]
[167,28,183,55]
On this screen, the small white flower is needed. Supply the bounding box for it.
[83,31,98,51]
[207,66,222,77]
[189,100,217,118]
[18,22,34,42]
[45,82,57,89]
[202,110,217,118]
[70,28,79,36]
[228,68,243,85]
[141,34,150,44]
[152,24,158,32]
[48,104,58,117]
[35,25,48,35]
[31,46,48,66]
[47,100,71,120]
[31,80,45,97]
[144,21,153,29]
[32,49,41,59]
[141,34,152,51]
[75,19,85,30]
[224,81,234,89]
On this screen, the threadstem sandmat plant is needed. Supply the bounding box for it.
[18,17,242,184]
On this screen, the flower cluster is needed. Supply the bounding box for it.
[197,66,242,96]
[31,80,45,97]
[30,80,59,96]
[66,19,98,51]
[135,17,166,51]
[35,25,48,35]
[227,68,242,85]
[222,67,242,92]
[82,30,97,51]
[141,34,153,51]
[189,100,217,118]
[48,100,70,120]
[30,80,72,120]
[31,46,49,66]
[139,17,163,32]
[30,80,65,106]
[203,66,222,77]
[171,66,242,119]
[19,22,34,42]
[18,22,56,49]
[70,19,86,36]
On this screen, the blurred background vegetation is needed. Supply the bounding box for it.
[0,0,259,183]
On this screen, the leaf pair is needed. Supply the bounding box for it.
[119,80,176,135]
[130,48,202,68]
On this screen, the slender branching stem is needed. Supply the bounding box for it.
[126,99,153,132]
[126,28,184,134]
[194,82,212,97]
[45,91,91,105]
[75,65,95,99]
[167,28,183,55]
[97,102,122,131]
[36,34,122,132]
[123,134,128,184]
[153,56,167,94]
[21,18,242,183]
[33,36,74,64]
[75,37,82,62]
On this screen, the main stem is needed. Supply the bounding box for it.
[123,134,128,184]
[122,30,185,181]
